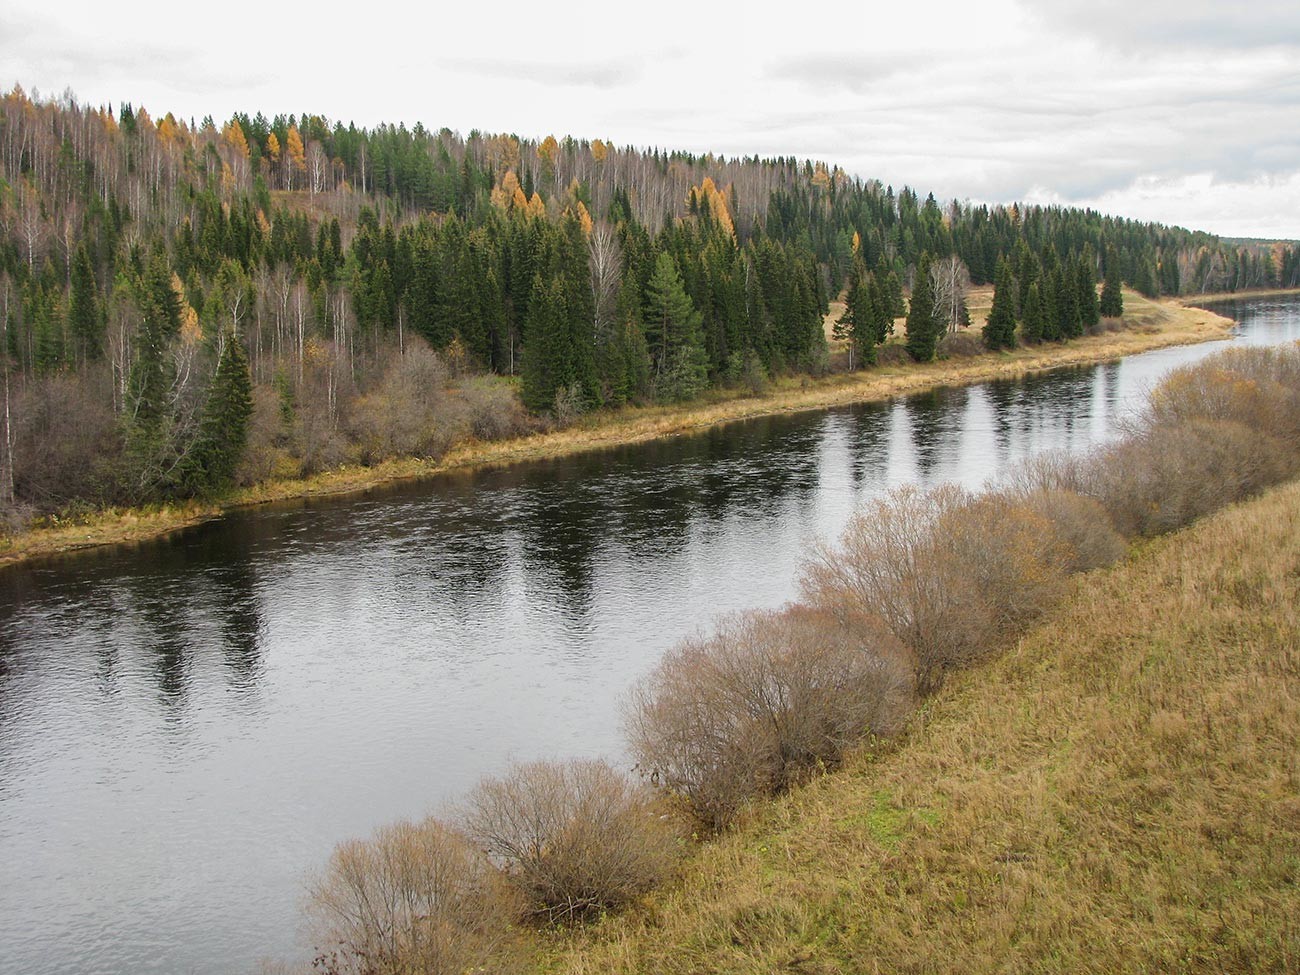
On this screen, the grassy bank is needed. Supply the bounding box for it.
[537,478,1300,974]
[0,291,1232,568]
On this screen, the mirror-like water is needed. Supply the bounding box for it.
[2,296,1296,974]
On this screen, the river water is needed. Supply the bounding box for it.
[1,296,1297,975]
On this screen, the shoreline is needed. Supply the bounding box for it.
[0,292,1237,569]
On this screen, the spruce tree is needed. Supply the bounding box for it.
[183,328,253,494]
[643,251,704,379]
[1076,256,1100,332]
[1055,267,1082,339]
[834,262,875,369]
[905,252,940,362]
[1021,280,1045,344]
[1040,271,1062,341]
[983,258,1018,351]
[67,246,101,363]
[1100,247,1124,318]
[520,275,573,413]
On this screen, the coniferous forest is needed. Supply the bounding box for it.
[2,86,1298,522]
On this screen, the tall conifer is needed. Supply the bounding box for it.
[905,252,940,362]
[983,258,1018,350]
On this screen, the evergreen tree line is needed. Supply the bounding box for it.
[1,86,1297,519]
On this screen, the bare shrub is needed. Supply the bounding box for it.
[458,376,534,442]
[350,344,456,464]
[459,758,680,923]
[1140,346,1300,450]
[802,484,1072,693]
[235,385,295,487]
[290,343,354,476]
[1010,488,1127,573]
[305,815,512,975]
[1000,449,1094,498]
[13,366,122,509]
[937,331,983,358]
[1091,419,1291,537]
[875,343,912,367]
[624,606,914,831]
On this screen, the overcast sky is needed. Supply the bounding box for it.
[4,0,1298,239]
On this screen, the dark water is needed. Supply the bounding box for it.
[2,297,1297,975]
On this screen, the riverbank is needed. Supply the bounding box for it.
[536,477,1300,974]
[0,290,1234,568]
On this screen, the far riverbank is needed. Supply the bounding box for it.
[0,290,1235,569]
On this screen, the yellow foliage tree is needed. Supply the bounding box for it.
[526,192,547,220]
[285,125,306,189]
[172,273,202,344]
[690,177,735,239]
[265,131,281,164]
[157,113,180,147]
[591,138,608,163]
[491,170,522,211]
[223,119,250,158]
[538,134,559,166]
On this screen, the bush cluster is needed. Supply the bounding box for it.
[306,343,1300,970]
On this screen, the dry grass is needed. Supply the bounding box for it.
[0,293,1233,569]
[538,480,1300,975]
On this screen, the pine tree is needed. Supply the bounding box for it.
[983,257,1018,351]
[905,252,940,362]
[1100,247,1124,318]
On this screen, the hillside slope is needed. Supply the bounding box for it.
[543,481,1300,974]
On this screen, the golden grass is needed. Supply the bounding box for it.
[536,479,1300,975]
[0,292,1233,568]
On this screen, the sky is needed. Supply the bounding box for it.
[3,0,1299,239]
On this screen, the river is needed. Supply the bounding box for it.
[1,295,1297,974]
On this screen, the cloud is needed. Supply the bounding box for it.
[444,57,644,90]
[765,53,911,93]
[1025,0,1300,49]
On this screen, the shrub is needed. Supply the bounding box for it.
[937,331,984,358]
[459,376,534,442]
[1090,419,1291,537]
[1010,488,1127,574]
[625,606,913,830]
[350,344,456,464]
[305,816,511,975]
[802,484,1073,693]
[1139,347,1300,453]
[459,758,680,923]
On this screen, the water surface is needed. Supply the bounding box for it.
[2,296,1296,974]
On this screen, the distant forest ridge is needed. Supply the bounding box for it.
[1,85,1298,518]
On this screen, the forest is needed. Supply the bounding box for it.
[2,85,1298,523]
